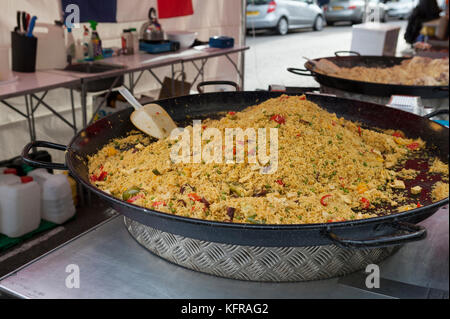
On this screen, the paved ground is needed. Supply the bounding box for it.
[244,20,409,91]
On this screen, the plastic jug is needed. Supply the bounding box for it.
[0,167,20,185]
[28,169,75,224]
[0,176,41,238]
[0,174,20,185]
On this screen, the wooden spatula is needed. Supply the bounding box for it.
[118,87,177,139]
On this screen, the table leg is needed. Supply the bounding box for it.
[171,64,175,96]
[70,88,77,134]
[129,73,134,94]
[81,82,87,129]
[24,95,32,142]
[181,62,185,95]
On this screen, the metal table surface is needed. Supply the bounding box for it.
[0,206,448,299]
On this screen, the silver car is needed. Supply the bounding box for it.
[324,0,388,25]
[246,0,325,35]
[384,0,418,19]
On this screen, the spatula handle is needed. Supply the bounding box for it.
[117,87,142,111]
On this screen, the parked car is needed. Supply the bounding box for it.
[246,0,325,35]
[324,0,388,25]
[383,0,418,19]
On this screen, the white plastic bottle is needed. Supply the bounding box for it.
[0,174,21,185]
[66,27,76,64]
[0,167,20,185]
[0,176,41,238]
[28,169,75,224]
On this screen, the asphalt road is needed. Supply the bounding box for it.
[244,20,409,91]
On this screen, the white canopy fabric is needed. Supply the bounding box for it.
[0,0,244,162]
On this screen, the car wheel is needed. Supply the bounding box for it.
[313,15,324,31]
[276,17,289,35]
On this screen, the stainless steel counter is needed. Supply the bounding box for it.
[0,206,448,299]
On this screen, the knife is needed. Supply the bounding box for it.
[15,11,21,33]
[21,11,27,33]
[25,13,31,33]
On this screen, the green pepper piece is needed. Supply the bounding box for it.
[229,183,245,197]
[122,186,140,201]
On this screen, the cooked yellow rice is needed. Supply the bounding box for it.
[88,95,449,224]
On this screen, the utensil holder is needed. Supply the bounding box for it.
[11,32,37,72]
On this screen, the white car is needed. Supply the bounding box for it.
[246,0,325,35]
[384,0,419,19]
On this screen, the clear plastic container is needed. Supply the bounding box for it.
[0,176,41,238]
[130,28,139,54]
[28,169,75,224]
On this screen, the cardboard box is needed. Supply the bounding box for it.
[351,23,400,56]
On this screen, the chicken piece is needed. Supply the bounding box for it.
[411,186,422,195]
[391,179,406,189]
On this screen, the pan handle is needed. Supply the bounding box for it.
[334,50,361,57]
[423,109,449,119]
[325,221,426,249]
[197,81,240,94]
[287,67,313,77]
[21,140,68,170]
[432,86,449,92]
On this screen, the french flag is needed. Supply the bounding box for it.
[61,0,194,22]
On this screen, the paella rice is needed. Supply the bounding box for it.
[88,95,449,224]
[314,56,449,86]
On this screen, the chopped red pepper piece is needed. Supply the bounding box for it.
[299,95,306,100]
[188,193,201,201]
[327,219,333,223]
[358,126,362,137]
[392,132,404,138]
[270,114,286,125]
[361,197,370,209]
[228,111,236,116]
[151,200,166,207]
[127,194,144,203]
[98,171,107,181]
[417,202,422,208]
[406,142,420,150]
[320,194,332,206]
[90,166,108,182]
[275,179,285,186]
[296,133,301,137]
[280,95,289,101]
